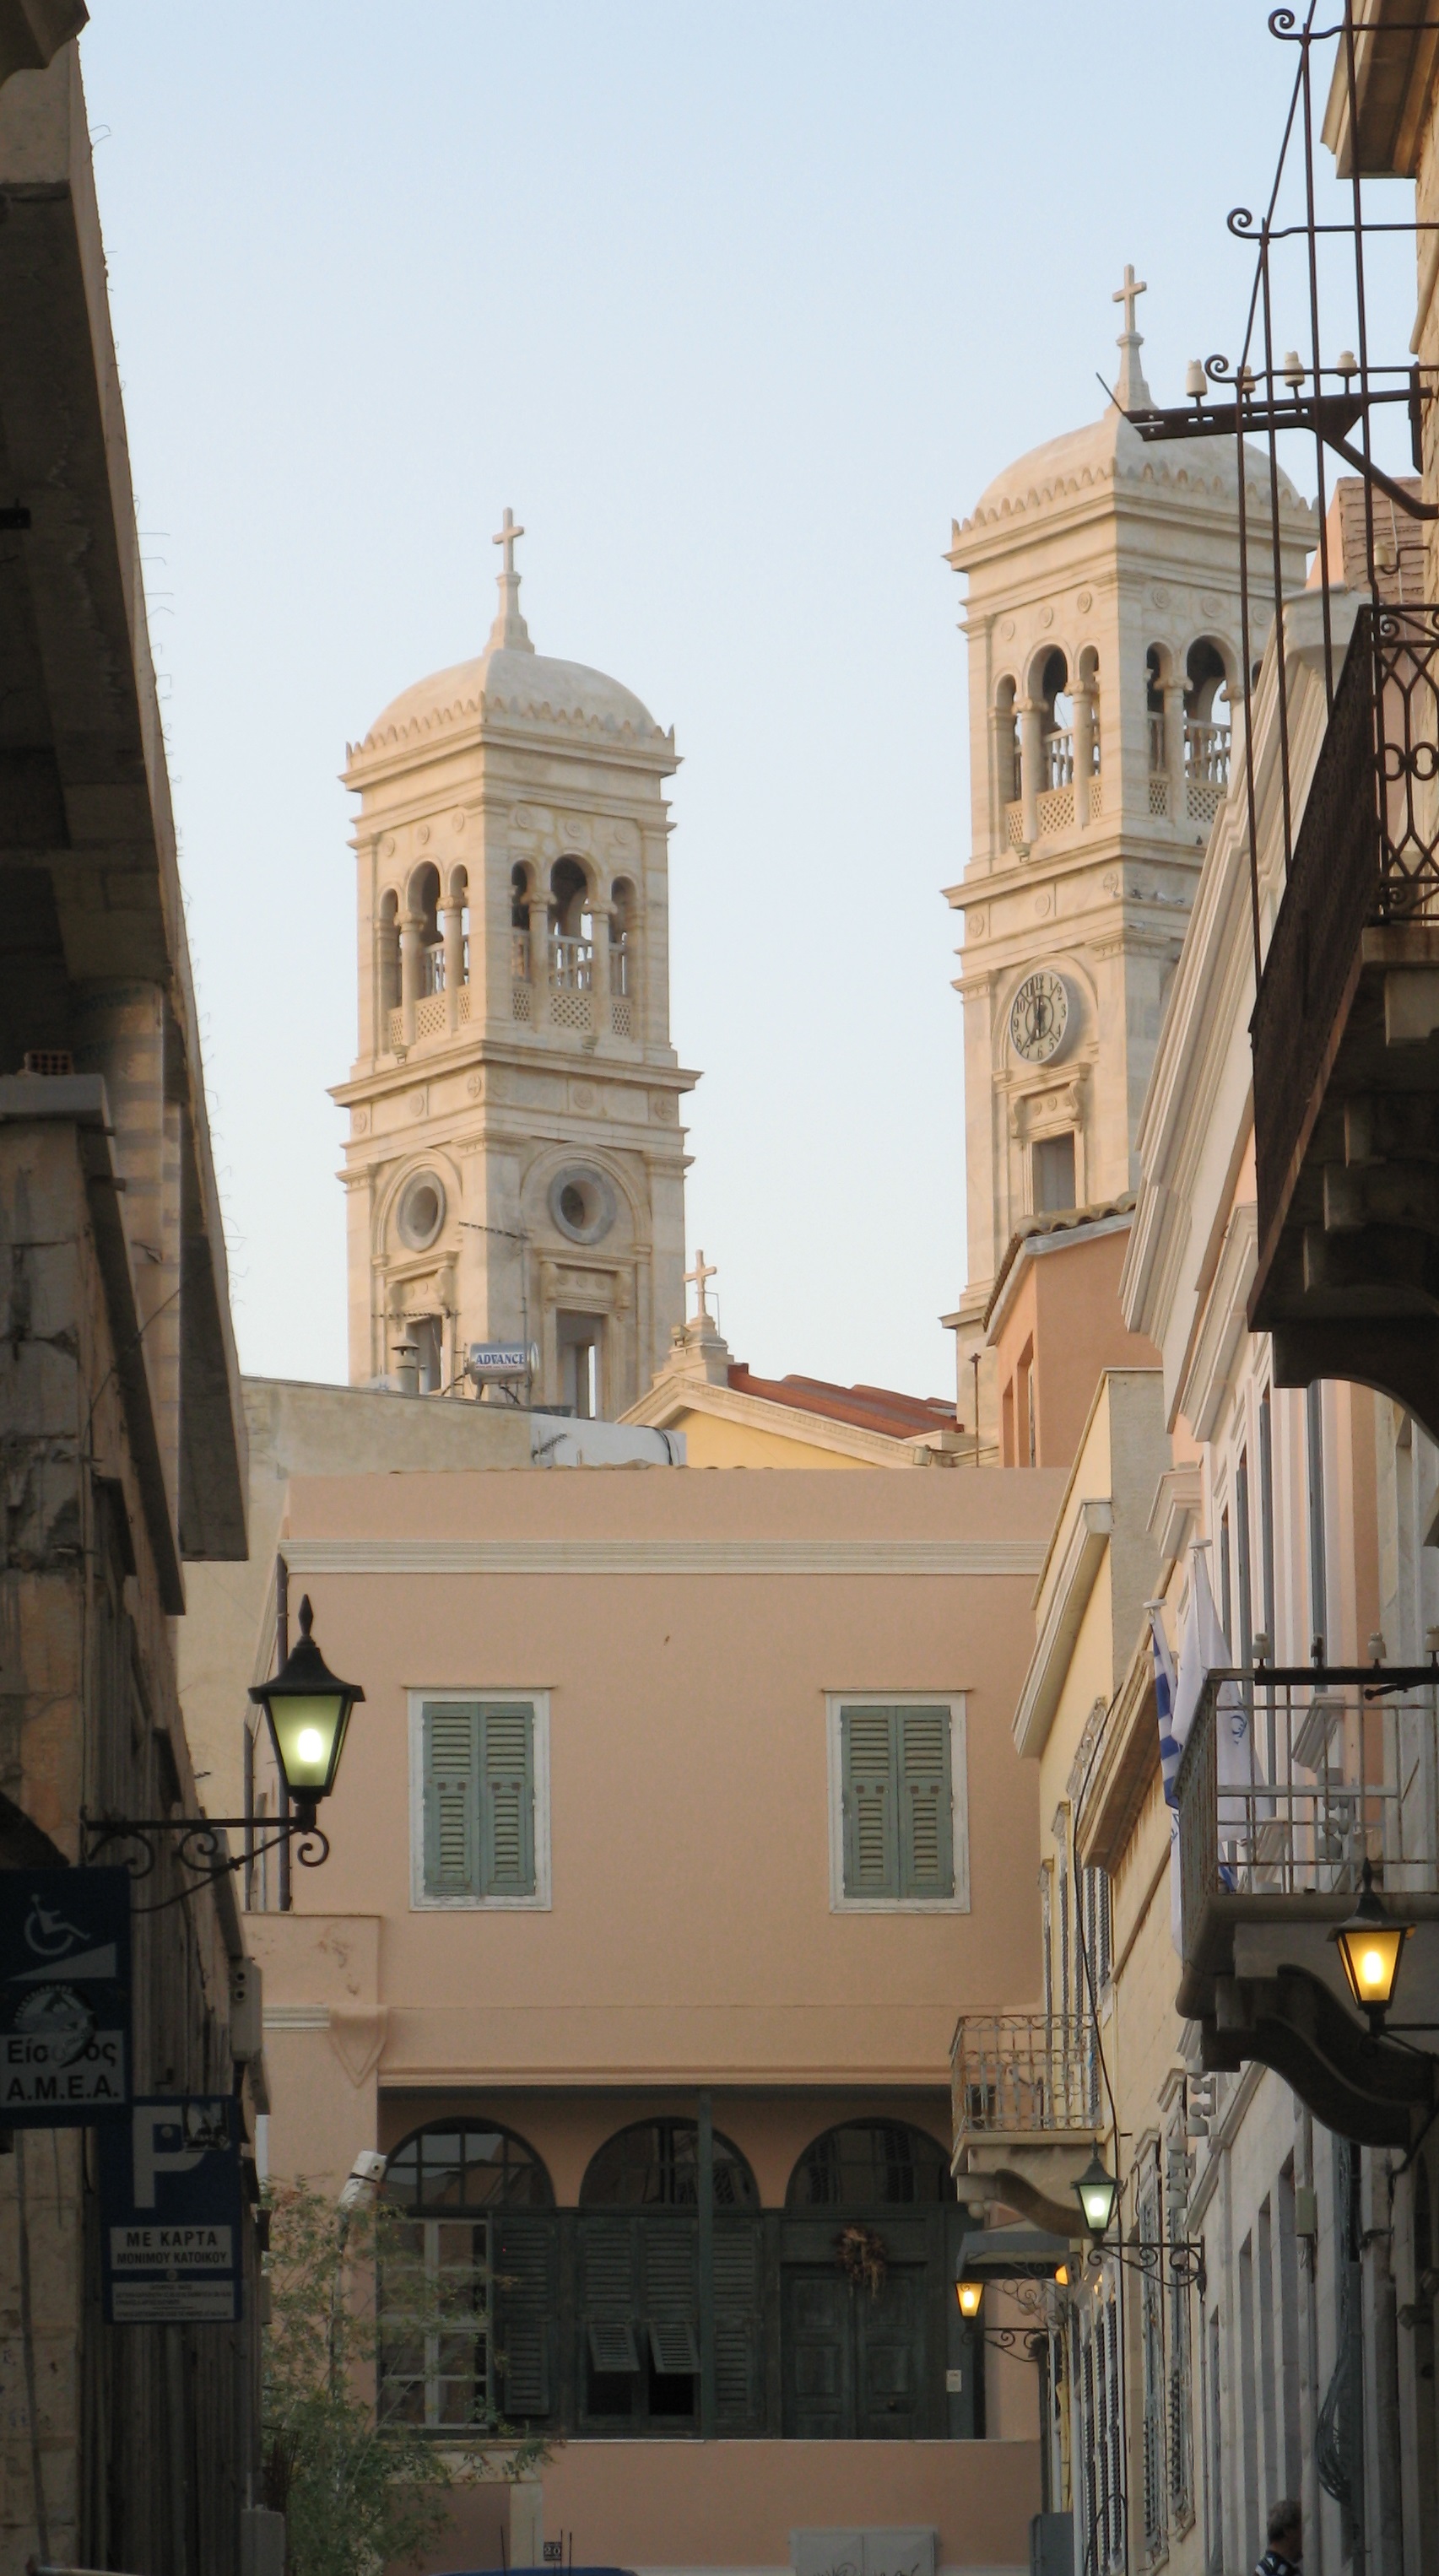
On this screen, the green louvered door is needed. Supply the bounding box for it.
[422,1703,535,1898]
[713,2218,765,2431]
[841,1706,952,1898]
[492,2213,555,2417]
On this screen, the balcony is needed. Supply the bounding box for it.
[1175,1669,1439,2145]
[1249,605,1439,1438]
[950,2012,1101,2233]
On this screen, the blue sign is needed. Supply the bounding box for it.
[0,1869,130,2123]
[100,2097,242,2324]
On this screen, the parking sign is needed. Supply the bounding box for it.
[100,2097,244,2323]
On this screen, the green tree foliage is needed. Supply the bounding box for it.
[261,2181,456,2576]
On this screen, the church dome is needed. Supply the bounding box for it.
[350,514,670,763]
[961,404,1312,537]
[360,643,663,753]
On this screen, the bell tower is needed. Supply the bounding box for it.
[334,515,698,1417]
[944,274,1314,1395]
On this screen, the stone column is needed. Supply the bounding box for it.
[441,897,466,1034]
[1165,678,1187,819]
[1019,699,1042,846]
[398,911,422,1045]
[527,897,550,1004]
[1074,684,1094,829]
[590,904,611,1024]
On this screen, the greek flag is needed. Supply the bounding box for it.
[1149,1603,1181,1808]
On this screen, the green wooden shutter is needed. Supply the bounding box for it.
[714,2218,765,2429]
[841,1705,899,1897]
[424,1704,479,1897]
[480,1704,535,1896]
[492,2213,555,2416]
[898,1705,954,1897]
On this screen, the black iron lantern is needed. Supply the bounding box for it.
[1330,1857,1412,2032]
[249,1595,364,1830]
[1074,2148,1120,2241]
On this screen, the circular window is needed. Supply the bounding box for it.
[549,1164,615,1245]
[396,1169,446,1251]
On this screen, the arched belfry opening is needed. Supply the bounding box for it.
[339,508,695,1410]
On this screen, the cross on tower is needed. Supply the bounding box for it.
[684,1248,717,1321]
[492,506,525,580]
[1112,264,1147,338]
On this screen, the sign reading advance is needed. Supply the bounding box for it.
[100,2098,242,2324]
[0,1869,131,2121]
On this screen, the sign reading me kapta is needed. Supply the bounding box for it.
[100,2098,243,2324]
[0,1868,131,2122]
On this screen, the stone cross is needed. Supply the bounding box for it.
[493,507,525,580]
[684,1249,717,1320]
[1112,265,1147,337]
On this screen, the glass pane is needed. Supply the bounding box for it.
[786,2119,955,2209]
[581,2119,758,2207]
[381,2121,554,2211]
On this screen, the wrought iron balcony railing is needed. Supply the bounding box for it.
[951,2012,1102,2143]
[1175,1665,1439,1974]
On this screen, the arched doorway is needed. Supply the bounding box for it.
[780,2120,980,2440]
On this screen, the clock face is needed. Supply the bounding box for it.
[1010,969,1069,1065]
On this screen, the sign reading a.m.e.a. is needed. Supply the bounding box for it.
[0,1869,131,2123]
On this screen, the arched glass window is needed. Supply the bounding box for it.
[381,2119,554,2211]
[378,2122,553,2433]
[580,2117,758,2209]
[785,2118,955,2209]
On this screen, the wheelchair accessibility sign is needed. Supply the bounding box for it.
[0,1870,130,2122]
[100,2098,243,2323]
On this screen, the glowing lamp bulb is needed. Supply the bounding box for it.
[955,2280,983,2319]
[297,1727,325,1766]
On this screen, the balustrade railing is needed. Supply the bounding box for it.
[549,934,592,991]
[1184,720,1230,786]
[950,2011,1101,2140]
[1042,729,1074,791]
[511,930,531,980]
[1147,712,1166,773]
[419,936,470,996]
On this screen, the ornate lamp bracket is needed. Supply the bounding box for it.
[81,1809,330,1909]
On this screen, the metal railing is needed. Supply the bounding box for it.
[1252,606,1439,1245]
[950,2011,1101,2140]
[1175,1666,1439,1967]
[549,934,592,991]
[419,937,470,997]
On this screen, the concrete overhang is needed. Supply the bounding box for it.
[1013,1498,1112,1759]
[0,47,246,1562]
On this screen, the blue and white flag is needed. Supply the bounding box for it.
[1149,1603,1181,1808]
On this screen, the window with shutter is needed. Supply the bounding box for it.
[839,1704,955,1902]
[492,2212,554,2417]
[419,1699,538,1902]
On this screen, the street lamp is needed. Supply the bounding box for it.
[1074,2149,1120,2242]
[249,1596,365,1833]
[1331,1858,1412,2032]
[955,2279,983,2319]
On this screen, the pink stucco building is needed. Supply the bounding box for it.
[246,1462,1063,2573]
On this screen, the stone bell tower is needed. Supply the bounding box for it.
[944,271,1314,1395]
[334,514,698,1417]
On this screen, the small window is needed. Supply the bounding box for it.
[1033,1131,1076,1214]
[828,1698,967,1909]
[412,1696,549,1907]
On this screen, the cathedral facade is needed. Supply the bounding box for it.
[334,519,696,1418]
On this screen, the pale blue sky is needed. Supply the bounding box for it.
[78,5,1415,1400]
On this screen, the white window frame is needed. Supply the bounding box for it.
[824,1691,970,1914]
[407,1687,552,1911]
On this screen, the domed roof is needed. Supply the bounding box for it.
[360,641,663,753]
[349,521,670,764]
[960,403,1312,537]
